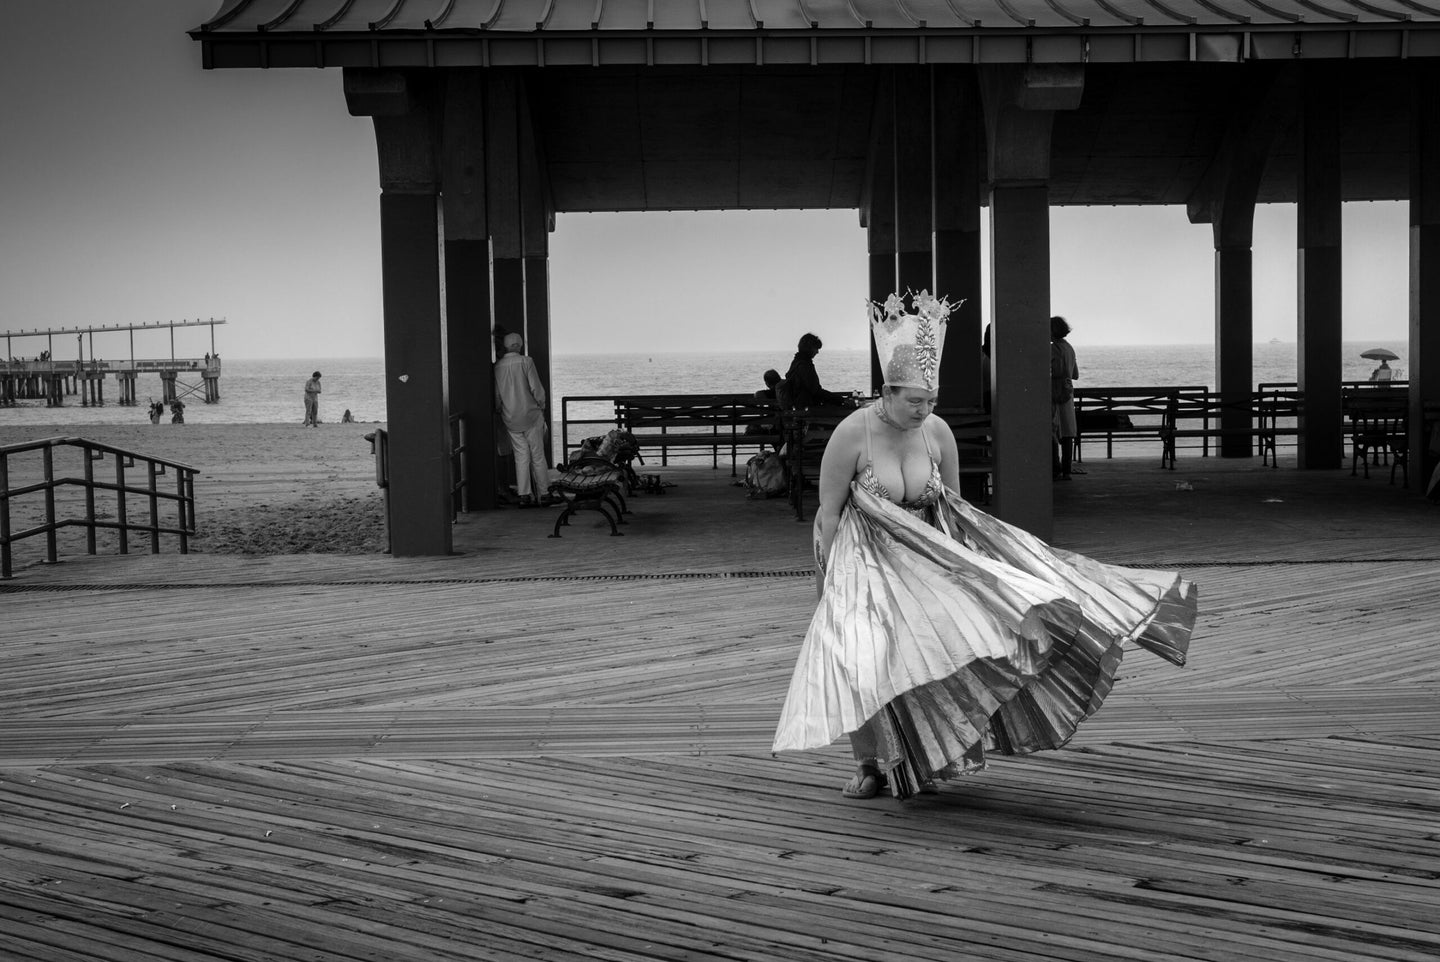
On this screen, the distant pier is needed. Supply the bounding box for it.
[1,318,225,408]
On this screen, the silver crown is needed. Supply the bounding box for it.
[867,290,960,391]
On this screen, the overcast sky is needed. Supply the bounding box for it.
[0,1,1412,361]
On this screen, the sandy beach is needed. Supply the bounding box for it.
[0,422,386,557]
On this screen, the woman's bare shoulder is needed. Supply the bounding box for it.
[820,407,868,454]
[924,413,959,452]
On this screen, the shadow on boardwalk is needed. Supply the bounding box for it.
[2,453,1438,961]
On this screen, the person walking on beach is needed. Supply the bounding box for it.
[303,371,322,426]
[494,332,551,508]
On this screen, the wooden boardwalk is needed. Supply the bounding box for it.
[2,452,1439,961]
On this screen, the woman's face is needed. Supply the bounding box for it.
[886,387,938,427]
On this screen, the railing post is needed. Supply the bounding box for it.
[115,453,129,556]
[147,461,160,554]
[42,446,58,565]
[1,451,11,579]
[177,467,190,554]
[84,446,97,557]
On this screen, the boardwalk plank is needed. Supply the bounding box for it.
[3,457,1440,960]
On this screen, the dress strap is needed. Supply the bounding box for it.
[921,417,936,462]
[863,401,876,469]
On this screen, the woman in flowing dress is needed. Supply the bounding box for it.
[772,292,1197,800]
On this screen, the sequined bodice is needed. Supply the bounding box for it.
[857,460,944,511]
[857,403,944,513]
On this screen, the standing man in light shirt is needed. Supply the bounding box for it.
[303,371,322,426]
[494,332,551,507]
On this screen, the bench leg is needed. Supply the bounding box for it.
[604,490,629,524]
[548,506,573,538]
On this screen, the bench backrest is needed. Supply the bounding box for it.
[1343,387,1407,420]
[616,394,779,432]
[1077,387,1208,424]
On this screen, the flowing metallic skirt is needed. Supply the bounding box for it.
[773,483,1196,799]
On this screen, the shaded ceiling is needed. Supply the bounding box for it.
[193,0,1438,212]
[525,61,1416,212]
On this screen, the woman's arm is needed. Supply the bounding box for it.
[813,414,863,573]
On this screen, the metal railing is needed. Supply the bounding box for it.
[0,436,198,579]
[448,412,468,518]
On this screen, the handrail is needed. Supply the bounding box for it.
[448,412,468,518]
[0,436,198,579]
[364,429,391,553]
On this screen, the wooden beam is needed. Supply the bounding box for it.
[1410,61,1440,491]
[980,64,1083,539]
[345,70,454,556]
[441,69,498,510]
[1297,64,1344,470]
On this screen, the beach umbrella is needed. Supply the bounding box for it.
[1360,347,1399,361]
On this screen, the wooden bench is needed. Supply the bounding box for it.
[613,393,784,476]
[1344,387,1408,481]
[783,404,992,522]
[1160,390,1301,469]
[1073,386,1207,461]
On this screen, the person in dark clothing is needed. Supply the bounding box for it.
[785,333,851,409]
[755,368,783,402]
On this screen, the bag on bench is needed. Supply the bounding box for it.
[744,449,788,499]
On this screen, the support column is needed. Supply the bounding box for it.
[932,67,983,410]
[520,82,554,466]
[487,71,526,500]
[864,75,896,393]
[1410,61,1440,490]
[1188,66,1294,457]
[441,69,497,510]
[487,71,526,357]
[346,69,453,556]
[1215,246,1254,456]
[1297,65,1344,468]
[981,64,1084,538]
[893,67,933,298]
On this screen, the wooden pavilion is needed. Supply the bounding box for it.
[191,0,1440,554]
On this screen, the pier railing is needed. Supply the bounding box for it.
[0,437,198,579]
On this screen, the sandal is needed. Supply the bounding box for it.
[841,770,885,799]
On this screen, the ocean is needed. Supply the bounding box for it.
[0,340,1409,431]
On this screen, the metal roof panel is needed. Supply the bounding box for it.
[651,0,707,28]
[757,0,827,28]
[539,0,597,29]
[850,0,929,26]
[894,0,979,26]
[485,0,549,29]
[596,0,649,29]
[315,0,404,30]
[704,0,761,29]
[380,0,451,28]
[978,0,1079,25]
[433,0,503,28]
[200,0,304,30]
[795,0,868,27]
[195,0,1440,32]
[1059,0,1143,25]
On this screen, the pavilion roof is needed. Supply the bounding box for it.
[195,0,1440,67]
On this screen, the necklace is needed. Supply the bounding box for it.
[873,399,918,432]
